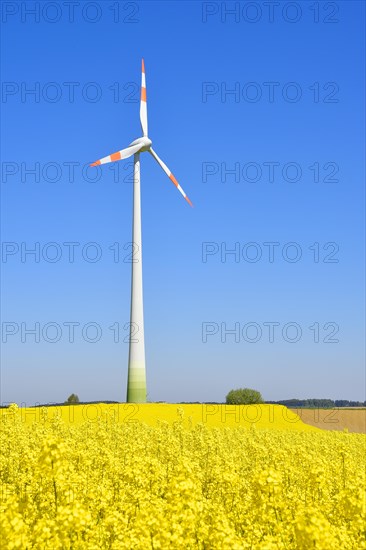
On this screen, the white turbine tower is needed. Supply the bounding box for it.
[91,59,193,403]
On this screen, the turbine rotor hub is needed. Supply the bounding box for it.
[130,136,152,152]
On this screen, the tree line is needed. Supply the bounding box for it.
[265,399,366,408]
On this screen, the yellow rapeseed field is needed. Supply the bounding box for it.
[1,403,365,549]
[2,403,319,431]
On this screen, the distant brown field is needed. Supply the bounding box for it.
[293,408,366,433]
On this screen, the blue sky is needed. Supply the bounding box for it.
[1,1,365,405]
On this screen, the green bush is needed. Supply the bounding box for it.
[226,388,263,405]
[65,393,80,404]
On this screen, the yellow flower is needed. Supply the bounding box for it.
[0,404,364,549]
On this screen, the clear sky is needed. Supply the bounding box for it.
[1,1,365,405]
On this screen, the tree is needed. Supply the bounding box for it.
[226,388,263,405]
[65,393,80,404]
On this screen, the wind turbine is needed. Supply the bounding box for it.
[90,59,193,403]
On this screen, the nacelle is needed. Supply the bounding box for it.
[130,136,152,152]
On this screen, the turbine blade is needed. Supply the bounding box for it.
[90,143,142,167]
[140,58,148,137]
[150,148,193,207]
